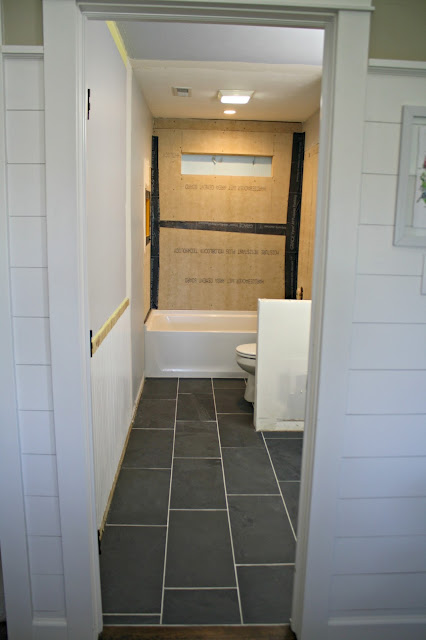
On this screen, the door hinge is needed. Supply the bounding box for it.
[87,88,91,120]
[97,529,101,555]
[90,329,93,358]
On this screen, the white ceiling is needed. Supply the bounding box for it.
[117,22,324,122]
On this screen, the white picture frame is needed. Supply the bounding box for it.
[394,105,426,247]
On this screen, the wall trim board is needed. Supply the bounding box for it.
[91,297,130,356]
[153,118,303,133]
[368,59,426,76]
[159,220,286,235]
[285,132,305,299]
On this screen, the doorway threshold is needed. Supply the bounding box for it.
[100,624,296,639]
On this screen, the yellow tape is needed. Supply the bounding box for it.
[106,21,128,66]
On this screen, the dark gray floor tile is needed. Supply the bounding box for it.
[179,378,213,394]
[100,526,166,614]
[177,393,216,421]
[222,447,279,494]
[133,398,176,429]
[174,421,220,458]
[163,589,240,625]
[122,430,173,469]
[238,565,294,624]
[171,459,226,510]
[142,378,177,399]
[266,439,303,481]
[218,414,263,448]
[103,615,160,625]
[214,388,253,414]
[228,496,296,564]
[280,482,300,534]
[107,469,170,525]
[213,378,246,389]
[165,511,235,588]
[263,431,304,439]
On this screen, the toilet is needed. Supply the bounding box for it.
[235,343,257,403]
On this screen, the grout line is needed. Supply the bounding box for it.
[262,434,297,542]
[227,493,281,497]
[105,524,166,528]
[235,563,295,567]
[103,612,160,616]
[119,467,172,471]
[212,381,244,626]
[132,427,174,431]
[173,456,221,460]
[159,379,179,625]
[170,508,227,512]
[163,586,238,591]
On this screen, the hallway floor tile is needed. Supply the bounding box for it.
[100,377,302,627]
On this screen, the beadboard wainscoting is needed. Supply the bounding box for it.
[91,304,133,528]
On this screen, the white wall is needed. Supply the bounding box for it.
[130,71,152,403]
[328,65,426,636]
[85,20,127,335]
[3,53,67,631]
[85,21,133,528]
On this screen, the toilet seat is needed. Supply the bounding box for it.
[236,343,256,359]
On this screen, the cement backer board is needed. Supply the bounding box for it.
[159,228,285,310]
[153,120,299,310]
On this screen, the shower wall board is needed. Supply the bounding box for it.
[154,119,301,310]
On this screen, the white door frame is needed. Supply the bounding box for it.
[41,1,372,638]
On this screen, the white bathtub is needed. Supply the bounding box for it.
[144,310,257,377]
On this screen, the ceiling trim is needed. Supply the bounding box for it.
[77,1,373,25]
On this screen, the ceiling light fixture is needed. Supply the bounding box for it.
[224,109,236,115]
[218,90,254,105]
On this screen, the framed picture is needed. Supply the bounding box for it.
[394,105,426,246]
[145,189,151,245]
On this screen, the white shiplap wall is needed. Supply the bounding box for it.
[330,65,426,633]
[4,54,66,626]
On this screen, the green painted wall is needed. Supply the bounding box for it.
[1,0,425,60]
[369,0,426,61]
[1,0,43,45]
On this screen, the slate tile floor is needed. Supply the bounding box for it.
[100,378,302,627]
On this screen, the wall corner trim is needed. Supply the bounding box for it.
[1,45,44,57]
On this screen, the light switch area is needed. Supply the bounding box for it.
[422,255,426,295]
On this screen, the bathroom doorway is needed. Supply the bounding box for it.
[42,1,371,637]
[86,16,322,630]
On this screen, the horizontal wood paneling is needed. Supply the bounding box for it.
[336,497,426,537]
[339,457,426,498]
[359,174,397,225]
[5,55,65,622]
[362,122,400,174]
[343,415,426,457]
[347,370,426,414]
[330,573,426,611]
[333,536,426,574]
[9,217,47,267]
[353,275,426,323]
[357,225,424,275]
[365,71,426,124]
[350,323,426,370]
[4,57,44,110]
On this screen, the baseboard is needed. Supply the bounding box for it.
[33,616,67,640]
[255,417,304,432]
[328,614,426,640]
